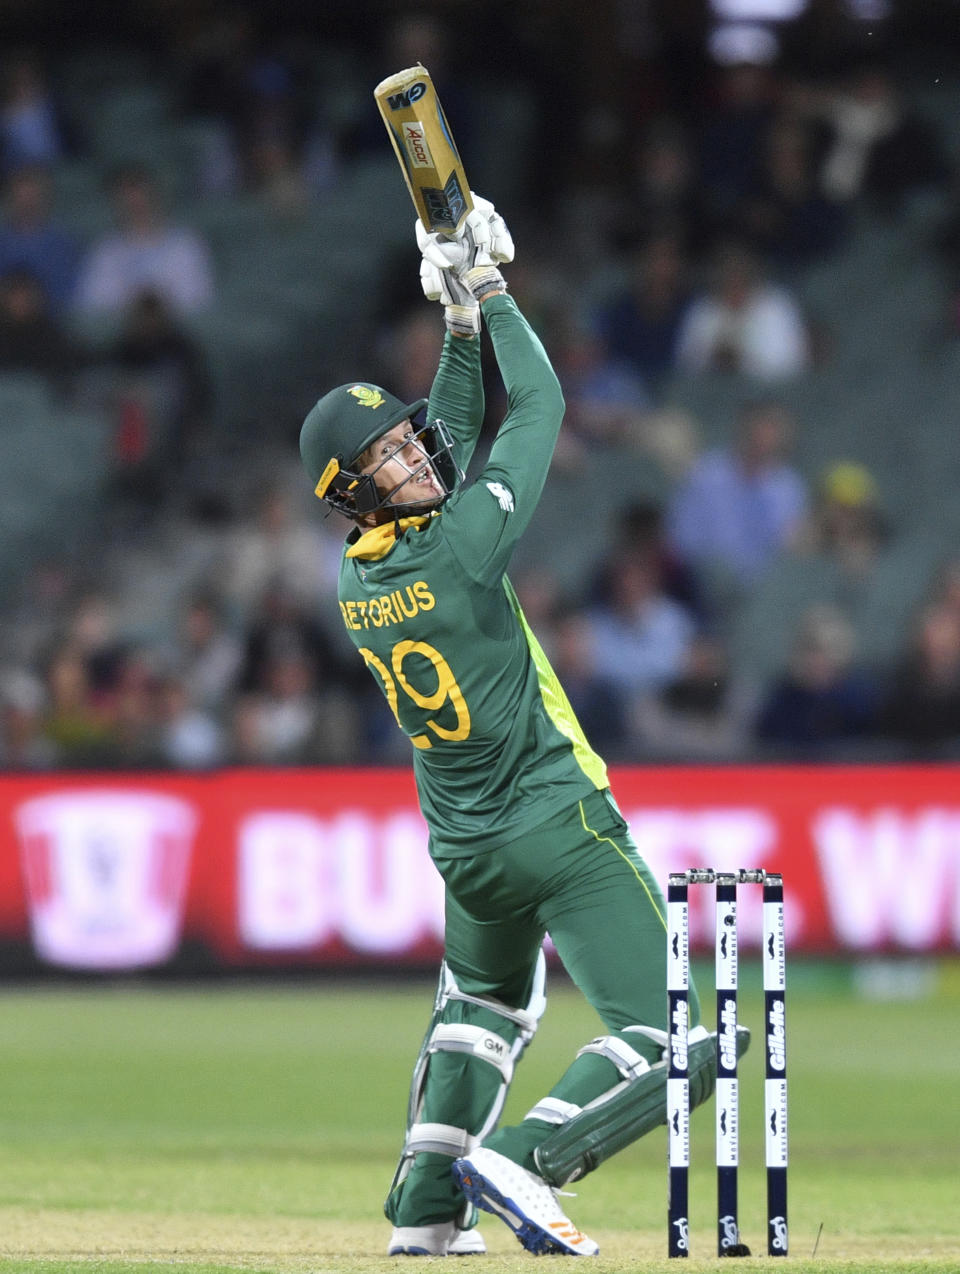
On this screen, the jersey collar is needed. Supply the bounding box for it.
[345,513,437,561]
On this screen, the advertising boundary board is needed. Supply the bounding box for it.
[0,765,958,972]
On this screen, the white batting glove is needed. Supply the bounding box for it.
[417,195,513,330]
[452,195,512,298]
[417,260,479,335]
[467,194,514,265]
[419,255,475,306]
[416,193,514,276]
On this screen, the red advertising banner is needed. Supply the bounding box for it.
[1,766,958,971]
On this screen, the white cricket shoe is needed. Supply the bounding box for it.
[452,1148,599,1256]
[447,1227,486,1255]
[387,1222,486,1256]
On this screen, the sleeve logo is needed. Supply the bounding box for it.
[485,481,515,512]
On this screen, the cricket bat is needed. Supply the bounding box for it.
[373,64,474,235]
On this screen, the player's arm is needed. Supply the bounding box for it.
[443,288,565,584]
[424,329,484,477]
[417,196,512,474]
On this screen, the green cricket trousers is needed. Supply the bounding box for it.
[438,788,685,1028]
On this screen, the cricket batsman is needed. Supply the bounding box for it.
[299,197,736,1256]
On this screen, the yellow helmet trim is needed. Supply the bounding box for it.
[315,457,340,499]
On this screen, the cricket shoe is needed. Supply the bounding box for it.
[387,1222,486,1255]
[452,1148,599,1256]
[447,1227,486,1256]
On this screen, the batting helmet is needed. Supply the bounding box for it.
[299,382,460,519]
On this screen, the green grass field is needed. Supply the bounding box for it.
[1,962,958,1274]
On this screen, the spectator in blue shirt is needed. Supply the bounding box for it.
[0,54,70,174]
[0,165,79,310]
[667,397,810,587]
[582,549,697,697]
[594,232,693,392]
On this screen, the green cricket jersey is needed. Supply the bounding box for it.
[337,294,607,857]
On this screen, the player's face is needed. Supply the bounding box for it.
[362,419,445,508]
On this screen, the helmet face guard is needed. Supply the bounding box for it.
[317,415,464,521]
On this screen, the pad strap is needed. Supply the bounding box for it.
[621,1024,709,1053]
[524,1097,583,1126]
[623,1024,669,1051]
[576,1034,651,1081]
[443,988,542,1036]
[438,951,547,1038]
[406,1121,474,1157]
[430,1024,515,1081]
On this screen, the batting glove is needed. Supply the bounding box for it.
[417,195,513,330]
[416,194,514,272]
[461,193,514,266]
[417,206,477,334]
[453,195,512,299]
[416,261,479,335]
[419,255,476,306]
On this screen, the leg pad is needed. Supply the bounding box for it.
[535,1026,750,1186]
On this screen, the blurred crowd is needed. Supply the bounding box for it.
[3,1,960,769]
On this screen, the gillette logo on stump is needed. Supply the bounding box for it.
[15,790,196,970]
[767,998,787,1070]
[670,1000,688,1069]
[718,997,738,1071]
